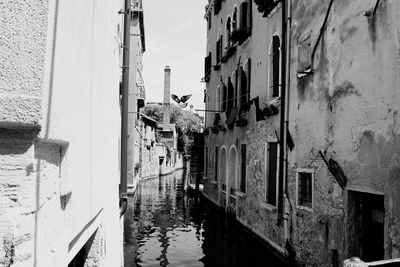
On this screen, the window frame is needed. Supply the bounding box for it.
[267,34,282,99]
[239,143,247,193]
[264,140,279,207]
[214,146,219,182]
[296,168,314,212]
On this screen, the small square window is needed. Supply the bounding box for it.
[297,31,312,77]
[296,169,314,210]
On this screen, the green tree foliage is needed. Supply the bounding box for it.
[143,104,203,154]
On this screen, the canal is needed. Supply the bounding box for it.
[124,170,289,267]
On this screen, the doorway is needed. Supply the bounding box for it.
[347,190,384,262]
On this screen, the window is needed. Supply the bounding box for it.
[240,0,252,32]
[232,7,238,31]
[215,146,219,181]
[296,169,314,210]
[216,36,223,65]
[214,0,222,15]
[216,86,221,111]
[265,142,279,206]
[297,32,312,77]
[240,144,247,193]
[222,82,227,112]
[269,35,281,98]
[225,17,231,49]
[204,52,212,78]
[240,2,247,30]
[227,77,235,116]
[240,59,251,106]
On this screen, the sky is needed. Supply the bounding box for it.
[142,0,208,114]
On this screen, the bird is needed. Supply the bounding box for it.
[171,94,192,104]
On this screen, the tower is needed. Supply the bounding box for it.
[163,65,171,130]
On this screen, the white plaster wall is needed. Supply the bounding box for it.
[0,0,124,266]
[0,0,48,128]
[40,0,123,265]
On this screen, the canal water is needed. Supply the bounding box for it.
[124,170,288,267]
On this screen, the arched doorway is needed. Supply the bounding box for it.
[228,147,237,214]
[219,147,227,208]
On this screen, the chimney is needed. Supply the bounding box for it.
[163,66,171,130]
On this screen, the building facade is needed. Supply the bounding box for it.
[0,0,127,266]
[203,0,400,266]
[127,0,146,194]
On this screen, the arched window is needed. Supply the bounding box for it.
[216,86,221,111]
[229,147,237,197]
[227,77,234,115]
[216,30,223,65]
[219,147,227,200]
[269,35,281,98]
[225,17,231,49]
[232,7,238,32]
[240,59,251,106]
[222,82,227,112]
[240,67,247,105]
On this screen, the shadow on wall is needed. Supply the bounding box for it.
[33,139,69,267]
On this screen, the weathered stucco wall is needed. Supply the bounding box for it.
[0,0,124,266]
[288,0,400,265]
[205,0,400,266]
[203,0,286,251]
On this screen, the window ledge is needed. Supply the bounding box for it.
[236,192,246,198]
[260,202,277,213]
[211,180,218,184]
[296,205,313,213]
[241,37,250,48]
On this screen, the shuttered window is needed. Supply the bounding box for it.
[240,144,247,193]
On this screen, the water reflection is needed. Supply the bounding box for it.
[124,170,288,267]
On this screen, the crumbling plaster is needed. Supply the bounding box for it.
[289,0,400,264]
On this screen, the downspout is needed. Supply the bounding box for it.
[120,0,131,217]
[277,0,286,227]
[283,0,292,241]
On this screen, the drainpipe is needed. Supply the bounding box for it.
[120,0,131,217]
[277,0,287,227]
[283,0,292,242]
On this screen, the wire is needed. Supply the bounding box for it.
[311,0,335,66]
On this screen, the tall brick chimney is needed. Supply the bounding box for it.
[163,66,171,130]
